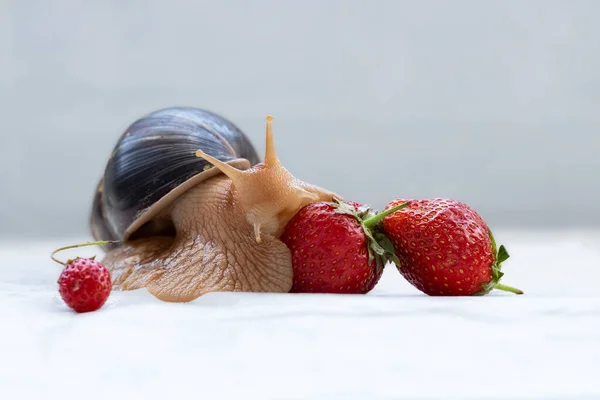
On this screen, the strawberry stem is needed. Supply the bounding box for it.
[362,202,410,228]
[50,240,120,266]
[494,283,524,295]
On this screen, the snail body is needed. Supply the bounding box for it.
[91,107,337,302]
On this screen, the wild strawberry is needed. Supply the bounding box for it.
[382,198,522,296]
[51,241,118,313]
[280,199,409,294]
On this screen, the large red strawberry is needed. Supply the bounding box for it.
[280,199,409,294]
[382,198,522,296]
[51,240,118,313]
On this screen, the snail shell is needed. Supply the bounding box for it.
[90,107,260,249]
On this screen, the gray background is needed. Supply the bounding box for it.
[1,0,599,240]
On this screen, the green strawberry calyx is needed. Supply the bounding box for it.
[332,199,410,276]
[477,229,523,295]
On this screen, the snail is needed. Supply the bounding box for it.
[90,107,339,302]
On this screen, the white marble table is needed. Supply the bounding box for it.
[1,230,599,400]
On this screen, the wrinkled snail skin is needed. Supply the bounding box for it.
[90,108,338,302]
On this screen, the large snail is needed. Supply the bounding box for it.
[90,107,338,302]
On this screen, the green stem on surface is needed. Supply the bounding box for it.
[494,283,524,295]
[50,240,120,266]
[362,202,411,228]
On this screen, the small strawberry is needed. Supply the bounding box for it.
[51,241,118,313]
[382,198,522,296]
[280,199,409,294]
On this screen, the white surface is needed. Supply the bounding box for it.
[1,230,599,400]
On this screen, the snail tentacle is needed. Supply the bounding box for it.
[195,116,338,243]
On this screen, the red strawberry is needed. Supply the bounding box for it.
[51,241,117,313]
[280,199,409,294]
[382,198,522,296]
[57,257,112,313]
